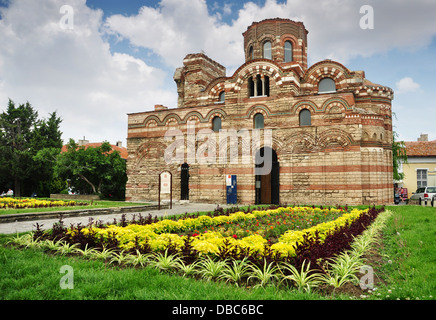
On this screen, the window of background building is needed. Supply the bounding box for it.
[318,78,336,93]
[299,109,311,126]
[263,41,272,59]
[417,169,428,188]
[254,113,264,129]
[212,116,222,132]
[284,41,293,62]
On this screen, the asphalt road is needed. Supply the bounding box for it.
[0,203,235,235]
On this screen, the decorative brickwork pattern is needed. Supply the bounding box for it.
[126,18,394,205]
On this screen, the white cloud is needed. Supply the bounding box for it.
[105,0,436,69]
[2,0,436,146]
[396,77,421,94]
[105,0,245,70]
[0,0,175,145]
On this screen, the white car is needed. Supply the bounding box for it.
[410,186,436,205]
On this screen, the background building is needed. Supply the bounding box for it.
[61,138,128,160]
[402,134,436,195]
[126,18,394,205]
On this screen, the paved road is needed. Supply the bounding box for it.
[0,203,235,235]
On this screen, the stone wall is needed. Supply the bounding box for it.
[126,18,394,206]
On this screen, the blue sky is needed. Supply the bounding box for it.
[0,0,435,145]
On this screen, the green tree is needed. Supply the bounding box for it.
[0,100,63,197]
[55,139,127,199]
[31,112,64,196]
[392,131,408,181]
[0,100,38,197]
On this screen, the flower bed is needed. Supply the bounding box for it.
[9,206,389,293]
[0,197,88,210]
[56,205,382,264]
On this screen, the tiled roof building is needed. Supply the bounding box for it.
[61,140,128,160]
[402,135,436,192]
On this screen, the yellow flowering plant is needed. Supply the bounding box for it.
[73,206,372,260]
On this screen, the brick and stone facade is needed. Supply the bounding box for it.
[126,18,394,205]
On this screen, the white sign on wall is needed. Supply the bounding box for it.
[160,171,171,194]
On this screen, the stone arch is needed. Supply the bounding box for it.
[143,115,163,127]
[303,60,352,92]
[291,100,318,114]
[163,113,183,127]
[318,129,355,150]
[233,60,284,93]
[207,80,227,101]
[322,97,351,113]
[283,131,317,154]
[246,104,272,119]
[205,108,227,122]
[183,111,205,124]
[362,131,370,141]
[134,141,168,168]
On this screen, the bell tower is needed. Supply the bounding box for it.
[243,18,309,70]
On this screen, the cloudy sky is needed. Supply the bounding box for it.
[0,0,435,146]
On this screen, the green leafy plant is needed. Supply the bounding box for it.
[148,249,182,273]
[279,260,323,292]
[55,242,80,256]
[175,260,200,277]
[40,238,64,252]
[320,252,362,288]
[126,250,151,267]
[74,243,99,258]
[196,256,227,281]
[109,251,131,266]
[90,246,115,261]
[219,258,250,286]
[8,233,34,247]
[247,259,279,288]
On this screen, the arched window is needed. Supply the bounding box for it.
[299,109,311,126]
[318,78,336,93]
[219,91,225,103]
[249,75,270,97]
[263,41,272,59]
[254,113,264,129]
[212,116,222,132]
[248,46,254,60]
[284,41,293,62]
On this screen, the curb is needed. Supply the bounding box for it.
[0,204,170,224]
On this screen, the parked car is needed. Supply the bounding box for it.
[394,192,400,204]
[410,186,436,205]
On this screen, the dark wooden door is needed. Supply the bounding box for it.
[271,161,280,205]
[261,173,272,204]
[181,163,189,200]
[255,147,279,205]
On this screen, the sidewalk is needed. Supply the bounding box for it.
[0,203,234,235]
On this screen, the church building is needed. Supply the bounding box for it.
[126,18,394,205]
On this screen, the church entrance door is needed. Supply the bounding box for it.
[255,147,279,204]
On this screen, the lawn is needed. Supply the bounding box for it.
[0,205,434,301]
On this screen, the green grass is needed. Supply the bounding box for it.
[374,205,436,300]
[0,234,322,300]
[0,199,150,215]
[0,205,435,300]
